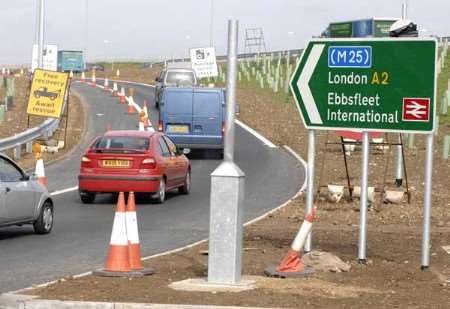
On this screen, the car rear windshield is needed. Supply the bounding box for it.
[166,71,195,86]
[93,136,150,151]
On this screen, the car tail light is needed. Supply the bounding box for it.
[81,156,92,168]
[141,157,156,169]
[158,120,163,132]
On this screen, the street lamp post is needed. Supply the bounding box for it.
[37,0,45,69]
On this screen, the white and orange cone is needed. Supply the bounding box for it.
[81,71,86,83]
[143,102,155,132]
[126,192,144,270]
[265,207,317,277]
[103,192,131,273]
[32,143,47,186]
[112,82,118,97]
[119,86,126,104]
[91,70,96,87]
[127,95,137,114]
[104,78,109,92]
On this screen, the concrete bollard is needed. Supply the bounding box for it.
[327,185,344,203]
[434,116,439,136]
[0,104,4,122]
[383,191,405,204]
[353,186,375,203]
[443,135,450,160]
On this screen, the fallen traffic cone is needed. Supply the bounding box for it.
[104,78,109,92]
[119,86,126,104]
[112,82,118,97]
[138,111,146,131]
[126,192,144,270]
[264,207,317,278]
[32,143,47,186]
[127,95,137,114]
[91,70,96,87]
[81,71,86,83]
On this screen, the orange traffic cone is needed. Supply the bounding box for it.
[127,96,137,114]
[81,71,86,83]
[112,82,118,97]
[126,192,144,270]
[94,192,154,277]
[264,207,317,278]
[104,192,131,272]
[119,86,126,104]
[104,78,109,92]
[32,143,47,186]
[91,70,96,87]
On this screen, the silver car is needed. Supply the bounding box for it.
[0,154,54,234]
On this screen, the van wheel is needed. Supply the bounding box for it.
[179,170,191,195]
[33,201,54,234]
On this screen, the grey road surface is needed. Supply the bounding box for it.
[0,81,305,293]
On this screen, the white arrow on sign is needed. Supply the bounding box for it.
[297,44,325,125]
[405,101,427,118]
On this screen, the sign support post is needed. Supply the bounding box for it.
[358,131,370,263]
[421,133,434,269]
[290,38,437,267]
[304,129,316,252]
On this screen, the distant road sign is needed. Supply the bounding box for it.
[190,47,218,78]
[31,44,58,72]
[290,38,437,133]
[27,69,69,118]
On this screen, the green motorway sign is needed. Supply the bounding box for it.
[290,38,437,133]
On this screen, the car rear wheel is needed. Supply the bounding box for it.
[80,192,96,204]
[154,178,166,204]
[179,170,191,195]
[33,201,54,234]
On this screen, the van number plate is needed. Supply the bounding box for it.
[167,125,189,133]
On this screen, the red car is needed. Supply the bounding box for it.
[78,130,191,204]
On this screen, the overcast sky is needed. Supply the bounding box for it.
[0,0,448,65]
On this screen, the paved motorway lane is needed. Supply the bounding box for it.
[0,81,305,292]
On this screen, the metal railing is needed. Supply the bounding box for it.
[0,118,59,159]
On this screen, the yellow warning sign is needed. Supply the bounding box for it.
[27,69,69,118]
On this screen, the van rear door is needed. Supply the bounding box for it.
[164,89,193,135]
[192,90,223,139]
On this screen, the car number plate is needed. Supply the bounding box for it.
[167,125,189,133]
[102,160,130,168]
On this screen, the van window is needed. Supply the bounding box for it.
[193,92,221,117]
[166,71,195,86]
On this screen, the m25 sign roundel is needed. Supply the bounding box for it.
[290,38,437,134]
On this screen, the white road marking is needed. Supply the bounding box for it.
[50,186,78,196]
[235,119,278,148]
